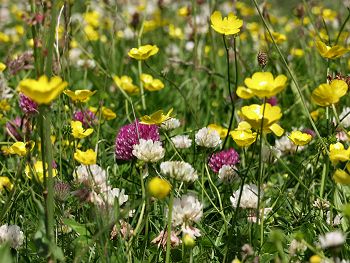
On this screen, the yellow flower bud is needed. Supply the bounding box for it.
[148,177,171,199]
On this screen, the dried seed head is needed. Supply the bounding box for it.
[257,51,268,68]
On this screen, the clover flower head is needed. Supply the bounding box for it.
[132,139,165,162]
[19,93,38,115]
[208,148,240,173]
[115,121,160,160]
[195,127,221,148]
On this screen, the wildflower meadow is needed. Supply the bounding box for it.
[1,0,350,262]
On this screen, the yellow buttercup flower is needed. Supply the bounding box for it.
[141,74,165,91]
[83,11,100,28]
[2,141,34,157]
[140,108,173,125]
[311,80,348,107]
[0,100,10,111]
[0,176,13,191]
[236,86,254,99]
[63,89,96,102]
[329,142,350,165]
[208,124,228,138]
[0,62,6,72]
[5,142,27,156]
[288,131,312,146]
[148,177,171,199]
[316,40,348,59]
[84,25,99,41]
[290,48,305,57]
[169,24,184,39]
[25,161,57,183]
[239,103,284,136]
[242,72,287,98]
[128,45,159,60]
[230,121,257,147]
[333,168,350,185]
[210,11,243,35]
[178,6,189,17]
[74,149,97,165]
[18,75,68,105]
[101,106,116,120]
[113,75,139,94]
[71,121,93,139]
[266,32,287,44]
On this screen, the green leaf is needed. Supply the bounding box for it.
[0,244,13,263]
[63,218,90,237]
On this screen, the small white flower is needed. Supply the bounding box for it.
[275,135,303,154]
[289,239,307,256]
[0,224,24,249]
[326,211,342,226]
[160,161,198,182]
[261,145,281,163]
[319,231,346,249]
[91,187,128,209]
[218,165,238,183]
[74,164,107,190]
[182,226,201,239]
[195,127,221,148]
[161,118,181,130]
[171,194,203,227]
[132,139,165,162]
[185,41,195,51]
[230,184,261,209]
[171,135,192,149]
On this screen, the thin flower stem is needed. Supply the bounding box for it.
[138,18,146,110]
[252,0,328,153]
[39,106,55,255]
[222,35,238,149]
[205,163,228,236]
[165,190,174,263]
[128,167,146,247]
[256,98,266,251]
[335,8,350,45]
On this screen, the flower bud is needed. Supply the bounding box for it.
[147,177,171,199]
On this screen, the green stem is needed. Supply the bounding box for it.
[335,8,350,45]
[39,107,55,254]
[44,0,59,76]
[222,35,237,149]
[138,18,146,110]
[165,190,174,263]
[205,164,228,235]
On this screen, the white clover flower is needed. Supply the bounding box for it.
[319,231,346,249]
[0,224,24,249]
[218,165,238,183]
[132,139,165,162]
[261,145,281,163]
[160,161,198,182]
[195,127,221,148]
[74,164,107,190]
[171,194,203,227]
[275,135,303,154]
[339,107,350,128]
[326,211,342,226]
[171,135,192,149]
[92,187,129,210]
[289,239,307,256]
[182,226,201,239]
[161,118,181,130]
[230,184,261,209]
